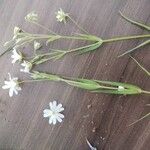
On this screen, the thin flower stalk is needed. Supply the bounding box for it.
[30,71,150,95]
[118,39,150,57]
[128,112,150,126]
[130,56,150,76]
[67,15,89,34]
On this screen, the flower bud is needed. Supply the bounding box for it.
[25,11,38,22]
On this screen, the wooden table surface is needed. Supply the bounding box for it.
[0,0,150,150]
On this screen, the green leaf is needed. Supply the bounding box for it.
[77,33,102,41]
[94,80,142,94]
[77,41,102,55]
[91,89,141,95]
[119,11,150,31]
[63,78,101,90]
[46,36,61,45]
[118,39,150,57]
[31,71,61,81]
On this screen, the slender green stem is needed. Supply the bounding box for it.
[60,78,120,90]
[60,35,94,41]
[66,42,97,53]
[29,34,95,41]
[142,90,150,94]
[19,79,49,84]
[103,34,150,43]
[68,15,89,34]
[130,56,150,76]
[32,21,57,35]
[128,112,150,126]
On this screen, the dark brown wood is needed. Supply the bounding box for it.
[0,0,150,149]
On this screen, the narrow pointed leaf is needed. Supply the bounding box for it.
[130,56,150,76]
[77,41,102,55]
[128,112,150,126]
[118,39,150,57]
[46,36,61,45]
[120,11,150,31]
[63,79,101,90]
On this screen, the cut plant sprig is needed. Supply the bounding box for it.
[1,10,150,60]
[29,71,150,95]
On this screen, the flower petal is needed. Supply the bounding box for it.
[56,116,63,123]
[57,113,65,119]
[43,109,52,117]
[9,88,14,97]
[52,117,57,125]
[2,85,10,89]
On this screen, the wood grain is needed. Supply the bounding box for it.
[0,0,150,150]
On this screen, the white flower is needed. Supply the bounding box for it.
[56,8,68,23]
[11,48,23,64]
[34,41,41,50]
[118,86,125,91]
[43,101,64,125]
[20,61,32,73]
[86,139,97,150]
[25,11,38,22]
[2,73,21,97]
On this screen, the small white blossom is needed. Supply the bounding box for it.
[43,101,64,125]
[86,139,97,150]
[56,8,68,23]
[2,73,21,97]
[25,11,38,22]
[20,61,32,73]
[34,41,41,50]
[118,86,125,91]
[11,48,23,64]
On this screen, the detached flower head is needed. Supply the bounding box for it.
[25,11,38,22]
[20,61,32,73]
[56,8,68,23]
[34,40,41,50]
[43,101,64,125]
[2,73,21,97]
[11,48,23,64]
